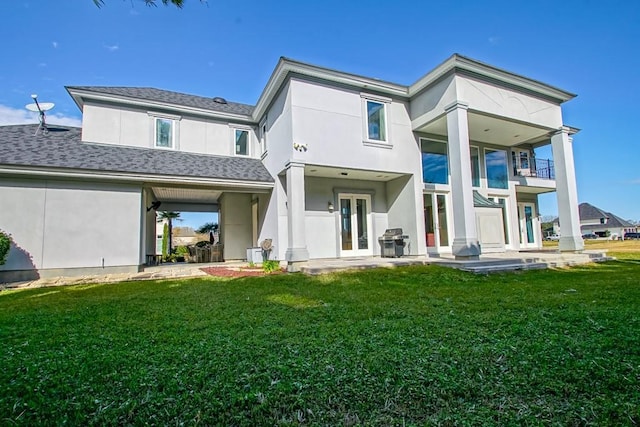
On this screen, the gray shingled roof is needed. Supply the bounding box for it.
[0,125,273,183]
[579,202,609,221]
[66,86,255,116]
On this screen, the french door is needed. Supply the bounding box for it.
[517,202,538,248]
[424,193,450,253]
[339,194,372,256]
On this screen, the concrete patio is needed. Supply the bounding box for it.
[1,249,612,291]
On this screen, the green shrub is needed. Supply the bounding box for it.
[176,246,189,255]
[262,260,280,274]
[0,230,11,265]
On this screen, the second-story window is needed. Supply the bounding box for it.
[421,138,449,185]
[366,100,387,141]
[235,129,249,156]
[485,148,509,189]
[155,118,174,149]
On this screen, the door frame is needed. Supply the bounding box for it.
[338,193,373,257]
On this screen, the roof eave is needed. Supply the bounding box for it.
[0,165,274,188]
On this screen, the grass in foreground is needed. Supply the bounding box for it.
[1,255,639,425]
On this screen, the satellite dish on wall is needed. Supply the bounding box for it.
[25,94,55,135]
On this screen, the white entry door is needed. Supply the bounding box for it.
[339,194,372,257]
[518,202,538,248]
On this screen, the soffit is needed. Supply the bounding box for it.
[152,187,222,203]
[304,165,405,182]
[416,112,552,147]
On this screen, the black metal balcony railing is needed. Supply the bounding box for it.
[514,158,555,180]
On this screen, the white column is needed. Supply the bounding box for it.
[445,101,481,259]
[551,127,584,251]
[284,161,309,271]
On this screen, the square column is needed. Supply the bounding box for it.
[551,127,584,251]
[445,101,481,259]
[284,161,309,271]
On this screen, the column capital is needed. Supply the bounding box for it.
[553,126,572,136]
[444,101,469,114]
[284,160,306,170]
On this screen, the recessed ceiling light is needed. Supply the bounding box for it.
[514,134,520,138]
[340,172,348,176]
[484,128,490,132]
[309,169,317,172]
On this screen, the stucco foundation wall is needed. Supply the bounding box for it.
[0,178,142,276]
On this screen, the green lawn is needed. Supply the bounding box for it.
[1,254,639,425]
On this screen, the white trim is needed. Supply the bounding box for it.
[147,111,182,121]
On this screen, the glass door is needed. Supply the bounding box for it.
[339,194,372,256]
[513,149,531,176]
[518,202,538,248]
[424,193,450,253]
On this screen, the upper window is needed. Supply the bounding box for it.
[470,146,480,187]
[235,129,249,156]
[155,118,174,148]
[421,139,448,185]
[366,100,387,141]
[260,122,267,155]
[485,149,509,189]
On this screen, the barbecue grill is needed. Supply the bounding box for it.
[378,228,409,257]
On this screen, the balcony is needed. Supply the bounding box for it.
[513,158,556,194]
[514,158,554,180]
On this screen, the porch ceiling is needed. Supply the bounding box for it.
[304,165,404,181]
[152,187,222,204]
[415,112,553,147]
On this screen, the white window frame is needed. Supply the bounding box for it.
[361,93,391,148]
[148,112,181,150]
[231,125,251,157]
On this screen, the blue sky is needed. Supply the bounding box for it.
[1,0,639,227]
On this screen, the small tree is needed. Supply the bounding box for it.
[0,230,12,265]
[161,223,169,260]
[157,211,181,255]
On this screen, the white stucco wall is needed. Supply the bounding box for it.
[0,178,142,275]
[410,74,563,130]
[219,192,252,260]
[81,101,258,157]
[289,78,421,175]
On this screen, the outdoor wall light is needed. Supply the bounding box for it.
[328,201,334,213]
[147,201,162,212]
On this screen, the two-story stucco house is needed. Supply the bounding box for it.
[0,54,584,281]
